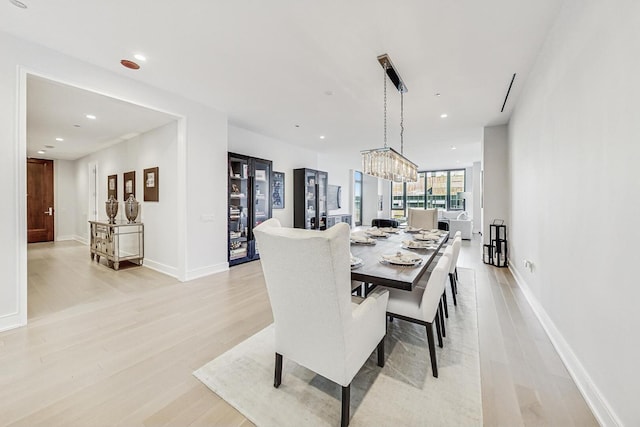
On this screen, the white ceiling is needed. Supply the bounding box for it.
[27,75,177,160]
[2,0,563,169]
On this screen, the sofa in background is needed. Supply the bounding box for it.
[438,210,473,240]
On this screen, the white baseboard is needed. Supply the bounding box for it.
[143,258,179,279]
[185,262,229,281]
[73,235,88,245]
[508,263,621,427]
[0,312,25,333]
[55,235,75,242]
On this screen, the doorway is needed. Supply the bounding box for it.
[27,158,54,243]
[22,72,184,322]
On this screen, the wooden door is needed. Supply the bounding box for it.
[27,158,54,243]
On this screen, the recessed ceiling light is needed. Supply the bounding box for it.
[133,54,147,62]
[440,113,448,118]
[37,150,45,154]
[55,137,64,141]
[9,0,27,9]
[86,114,96,120]
[73,124,81,128]
[45,145,55,149]
[435,93,441,97]
[324,90,334,96]
[120,59,140,70]
[295,124,300,128]
[319,135,325,139]
[451,146,457,150]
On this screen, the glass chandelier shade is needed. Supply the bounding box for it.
[361,146,418,183]
[361,53,419,183]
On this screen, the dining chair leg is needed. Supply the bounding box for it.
[442,292,449,318]
[434,312,443,348]
[449,273,458,306]
[426,323,438,378]
[438,302,446,338]
[341,384,350,427]
[274,353,283,388]
[454,268,459,293]
[377,336,385,367]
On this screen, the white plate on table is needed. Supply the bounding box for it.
[404,226,423,233]
[365,229,389,238]
[377,227,399,233]
[414,233,439,241]
[402,240,437,250]
[380,252,423,266]
[350,235,376,245]
[350,257,363,268]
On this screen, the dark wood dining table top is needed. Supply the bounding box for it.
[349,226,448,291]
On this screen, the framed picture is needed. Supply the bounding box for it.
[124,171,136,199]
[144,167,159,202]
[107,174,118,200]
[272,171,284,209]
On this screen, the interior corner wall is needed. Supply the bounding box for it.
[507,0,640,425]
[317,150,363,217]
[482,124,510,242]
[0,30,228,331]
[228,125,319,227]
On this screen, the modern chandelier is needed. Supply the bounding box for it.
[361,54,418,183]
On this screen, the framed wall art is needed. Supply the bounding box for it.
[124,171,136,199]
[107,174,118,200]
[144,167,159,202]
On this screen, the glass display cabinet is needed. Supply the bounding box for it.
[228,152,272,266]
[293,168,328,230]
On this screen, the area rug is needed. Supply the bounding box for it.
[194,268,481,426]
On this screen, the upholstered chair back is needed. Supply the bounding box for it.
[420,255,451,321]
[254,218,368,385]
[408,208,438,230]
[449,236,461,274]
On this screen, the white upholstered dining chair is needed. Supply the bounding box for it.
[444,235,462,305]
[253,218,389,427]
[380,254,451,377]
[408,208,439,230]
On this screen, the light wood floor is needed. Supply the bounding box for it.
[0,238,598,426]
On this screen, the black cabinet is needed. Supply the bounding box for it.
[228,152,272,266]
[293,168,328,230]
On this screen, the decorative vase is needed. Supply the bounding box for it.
[124,194,139,223]
[105,195,118,224]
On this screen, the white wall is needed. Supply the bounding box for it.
[228,125,318,227]
[54,159,77,241]
[472,161,482,234]
[72,121,179,276]
[482,125,510,241]
[0,31,229,332]
[508,1,640,425]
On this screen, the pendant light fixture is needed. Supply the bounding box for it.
[361,54,418,182]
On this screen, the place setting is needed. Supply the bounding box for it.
[379,251,423,267]
[401,240,439,251]
[350,253,363,269]
[350,233,377,245]
[365,228,389,238]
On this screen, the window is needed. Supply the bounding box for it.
[391,181,405,219]
[354,171,363,226]
[392,169,466,217]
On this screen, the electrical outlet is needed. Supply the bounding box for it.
[522,259,533,272]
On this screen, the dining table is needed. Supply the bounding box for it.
[349,226,449,292]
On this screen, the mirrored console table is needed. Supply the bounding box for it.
[89,220,144,270]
